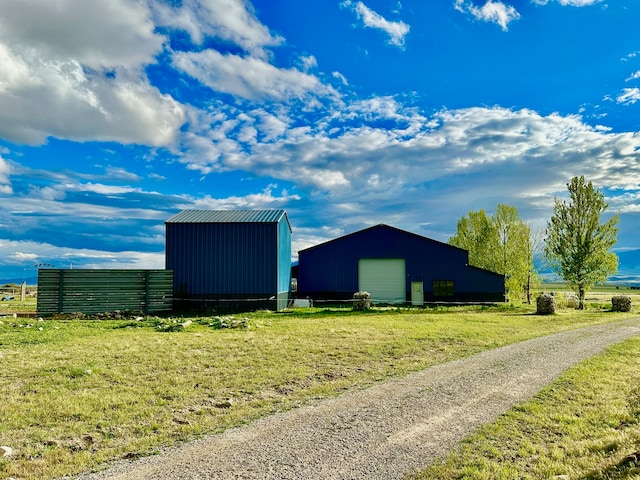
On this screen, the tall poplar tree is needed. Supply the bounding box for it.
[545,176,619,309]
[449,204,534,303]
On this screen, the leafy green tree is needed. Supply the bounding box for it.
[449,204,534,303]
[449,209,499,272]
[545,176,619,309]
[492,205,533,304]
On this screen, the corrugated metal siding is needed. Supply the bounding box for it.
[298,224,504,302]
[277,216,292,295]
[166,222,277,295]
[37,269,173,316]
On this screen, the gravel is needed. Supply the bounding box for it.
[69,318,640,480]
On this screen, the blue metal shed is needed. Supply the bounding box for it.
[165,210,292,311]
[297,224,504,304]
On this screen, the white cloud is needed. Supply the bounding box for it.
[332,71,350,86]
[177,99,640,244]
[0,156,11,185]
[298,56,319,72]
[617,88,640,105]
[180,184,300,210]
[151,0,282,58]
[341,1,410,47]
[626,71,640,81]
[0,239,165,269]
[172,49,339,102]
[454,0,520,31]
[0,0,186,146]
[533,0,602,5]
[0,0,162,70]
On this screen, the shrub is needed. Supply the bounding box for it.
[536,293,556,315]
[611,295,632,312]
[353,291,371,311]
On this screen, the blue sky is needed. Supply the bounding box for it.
[1,0,639,282]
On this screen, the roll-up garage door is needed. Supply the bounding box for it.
[358,258,406,304]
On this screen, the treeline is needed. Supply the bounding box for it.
[448,176,619,308]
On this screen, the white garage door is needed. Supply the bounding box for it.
[358,258,406,304]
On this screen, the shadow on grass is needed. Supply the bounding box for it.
[581,452,640,479]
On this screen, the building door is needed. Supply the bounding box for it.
[411,281,424,306]
[358,258,406,304]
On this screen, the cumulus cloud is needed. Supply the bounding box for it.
[0,0,185,146]
[151,0,283,58]
[341,1,410,47]
[175,97,640,243]
[454,0,520,31]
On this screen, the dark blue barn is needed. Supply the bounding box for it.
[165,210,292,311]
[297,224,504,304]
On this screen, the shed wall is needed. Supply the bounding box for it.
[166,222,277,296]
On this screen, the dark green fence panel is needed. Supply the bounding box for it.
[37,269,173,316]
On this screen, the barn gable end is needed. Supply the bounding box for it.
[297,224,504,304]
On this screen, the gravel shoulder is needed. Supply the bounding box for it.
[71,318,640,480]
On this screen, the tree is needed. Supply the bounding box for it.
[449,209,499,272]
[449,204,534,303]
[544,176,619,309]
[493,204,533,303]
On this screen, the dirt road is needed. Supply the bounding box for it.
[71,318,640,480]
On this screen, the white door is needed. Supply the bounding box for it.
[411,281,424,306]
[358,258,406,304]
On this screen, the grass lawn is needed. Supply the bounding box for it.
[0,303,638,479]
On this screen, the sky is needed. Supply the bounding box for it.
[1,0,640,283]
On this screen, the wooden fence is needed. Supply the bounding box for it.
[37,269,173,316]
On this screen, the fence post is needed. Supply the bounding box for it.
[144,271,150,315]
[58,269,64,314]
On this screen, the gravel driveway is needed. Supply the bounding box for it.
[71,318,640,480]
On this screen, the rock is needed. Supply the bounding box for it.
[0,445,13,457]
[215,399,233,409]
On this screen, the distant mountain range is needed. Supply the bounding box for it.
[0,276,38,286]
[609,249,640,285]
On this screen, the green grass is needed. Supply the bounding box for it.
[0,296,37,314]
[0,305,637,479]
[410,335,640,480]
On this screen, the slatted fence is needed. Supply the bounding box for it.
[37,269,173,316]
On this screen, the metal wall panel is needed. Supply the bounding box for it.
[166,222,276,295]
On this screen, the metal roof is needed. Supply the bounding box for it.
[165,209,289,226]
